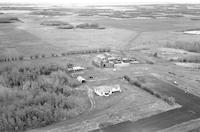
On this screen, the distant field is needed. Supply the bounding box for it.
[83,16,200,48]
[1,11,200,59]
[160,118,200,132]
[89,17,200,32]
[0,17,135,58]
[0,23,58,57]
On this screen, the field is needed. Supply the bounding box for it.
[159,118,200,132]
[0,3,200,132]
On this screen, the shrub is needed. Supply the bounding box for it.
[41,54,45,58]
[90,23,99,28]
[133,81,142,87]
[99,122,113,129]
[67,79,81,88]
[146,60,154,64]
[35,55,39,59]
[163,96,176,105]
[19,56,24,60]
[153,53,158,57]
[123,75,130,81]
[61,53,65,56]
[51,53,55,57]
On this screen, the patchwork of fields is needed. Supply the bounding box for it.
[0,4,200,132]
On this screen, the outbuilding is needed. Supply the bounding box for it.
[77,76,86,83]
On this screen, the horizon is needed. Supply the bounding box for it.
[0,0,200,6]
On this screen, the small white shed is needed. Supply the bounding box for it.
[77,76,86,83]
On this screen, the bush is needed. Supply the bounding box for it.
[51,53,55,57]
[162,96,176,105]
[67,78,81,88]
[35,55,39,59]
[146,60,154,64]
[99,122,113,129]
[153,53,158,57]
[133,81,142,87]
[61,53,66,56]
[123,75,130,81]
[41,54,45,58]
[19,56,24,60]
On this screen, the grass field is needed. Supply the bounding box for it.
[1,8,200,58]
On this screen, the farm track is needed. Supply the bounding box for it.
[86,85,95,111]
[124,32,142,50]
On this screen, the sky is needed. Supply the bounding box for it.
[0,0,200,5]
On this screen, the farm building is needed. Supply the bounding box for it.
[114,62,130,68]
[72,66,85,71]
[77,76,86,83]
[66,63,85,72]
[92,54,115,68]
[92,58,114,68]
[92,57,103,67]
[94,85,121,96]
[92,53,139,68]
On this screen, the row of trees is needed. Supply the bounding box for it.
[0,56,24,62]
[123,75,176,105]
[170,56,200,63]
[0,65,89,132]
[0,48,111,63]
[166,41,200,53]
